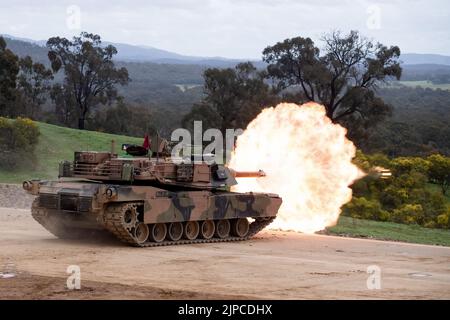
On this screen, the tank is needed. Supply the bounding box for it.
[23,139,282,247]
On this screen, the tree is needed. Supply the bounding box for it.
[46,32,130,129]
[90,101,156,137]
[16,56,53,119]
[428,154,450,195]
[183,62,277,133]
[390,157,429,176]
[0,36,19,116]
[50,83,78,127]
[262,30,401,140]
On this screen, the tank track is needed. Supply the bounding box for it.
[103,202,275,247]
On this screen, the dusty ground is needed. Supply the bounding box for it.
[0,207,449,299]
[0,184,34,209]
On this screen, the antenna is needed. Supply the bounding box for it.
[87,128,90,151]
[156,130,160,163]
[146,124,150,159]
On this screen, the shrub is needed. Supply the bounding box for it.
[390,157,429,176]
[343,197,389,221]
[436,210,450,229]
[0,117,40,169]
[392,204,424,225]
[379,185,409,209]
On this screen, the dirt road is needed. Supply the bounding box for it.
[0,207,449,299]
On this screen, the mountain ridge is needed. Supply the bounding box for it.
[3,33,449,66]
[1,34,244,67]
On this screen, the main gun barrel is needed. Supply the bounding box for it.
[230,169,266,178]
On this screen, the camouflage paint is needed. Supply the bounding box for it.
[26,180,281,227]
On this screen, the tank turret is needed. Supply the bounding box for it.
[57,150,267,190]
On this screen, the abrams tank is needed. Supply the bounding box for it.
[23,138,282,247]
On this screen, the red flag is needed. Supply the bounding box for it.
[143,134,150,150]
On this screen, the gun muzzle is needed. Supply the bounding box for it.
[368,167,392,179]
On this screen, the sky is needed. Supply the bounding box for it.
[0,0,449,59]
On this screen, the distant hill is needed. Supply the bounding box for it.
[399,64,450,84]
[106,42,245,67]
[2,36,49,64]
[5,33,450,66]
[401,53,450,66]
[1,34,245,67]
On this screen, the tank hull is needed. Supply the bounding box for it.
[30,180,282,246]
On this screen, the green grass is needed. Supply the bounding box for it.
[0,122,142,183]
[396,80,450,90]
[325,216,450,246]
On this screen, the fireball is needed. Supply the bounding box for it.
[229,102,364,233]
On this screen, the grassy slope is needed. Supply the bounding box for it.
[326,216,450,246]
[0,122,142,183]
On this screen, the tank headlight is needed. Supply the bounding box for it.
[106,187,117,199]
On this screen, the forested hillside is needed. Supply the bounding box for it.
[369,87,450,156]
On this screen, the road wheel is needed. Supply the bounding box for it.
[122,204,138,229]
[200,220,215,239]
[149,223,167,243]
[215,219,230,239]
[183,221,199,240]
[134,223,149,244]
[167,222,183,241]
[231,218,249,238]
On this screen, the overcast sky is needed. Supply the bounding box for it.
[0,0,449,59]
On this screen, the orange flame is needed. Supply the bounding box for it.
[229,102,364,233]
